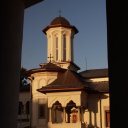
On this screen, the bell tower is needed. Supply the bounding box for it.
[43,16,80,71]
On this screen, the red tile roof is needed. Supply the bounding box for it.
[37,70,89,93]
[80,68,108,78]
[43,16,78,34]
[26,62,65,76]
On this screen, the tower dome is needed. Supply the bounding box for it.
[43,16,78,34]
[50,16,70,26]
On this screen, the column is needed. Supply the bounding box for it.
[77,107,81,122]
[63,107,66,123]
[49,108,52,122]
[81,106,84,123]
[1,1,24,128]
[106,1,128,127]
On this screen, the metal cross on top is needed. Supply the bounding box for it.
[58,9,62,17]
[48,53,53,62]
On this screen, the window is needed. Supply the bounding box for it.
[55,36,58,61]
[18,101,24,115]
[71,108,78,123]
[26,101,30,115]
[38,104,45,119]
[105,110,110,127]
[63,34,66,61]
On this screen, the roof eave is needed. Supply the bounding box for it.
[37,87,84,94]
[86,90,109,94]
[26,68,65,76]
[43,25,78,34]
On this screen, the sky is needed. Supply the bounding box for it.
[21,0,108,72]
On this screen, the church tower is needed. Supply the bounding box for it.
[43,16,80,71]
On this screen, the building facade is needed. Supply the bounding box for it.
[18,16,109,128]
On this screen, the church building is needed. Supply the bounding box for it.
[18,16,109,128]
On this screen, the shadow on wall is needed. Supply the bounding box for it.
[85,94,108,128]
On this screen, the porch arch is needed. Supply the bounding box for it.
[65,100,80,123]
[51,101,63,123]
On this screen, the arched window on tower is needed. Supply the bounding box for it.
[55,36,58,61]
[63,34,66,61]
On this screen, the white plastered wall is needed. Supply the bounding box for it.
[31,71,58,128]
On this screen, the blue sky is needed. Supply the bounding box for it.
[22,0,108,72]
